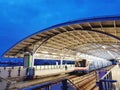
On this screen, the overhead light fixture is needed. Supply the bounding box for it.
[77,52,81,56]
[102,46,106,49]
[44,54,50,57]
[42,51,48,53]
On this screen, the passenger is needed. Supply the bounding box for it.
[65,63,67,70]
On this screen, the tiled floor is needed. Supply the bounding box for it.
[111,65,120,90]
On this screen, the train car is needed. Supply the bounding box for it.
[74,59,112,74]
[109,59,118,65]
[74,59,90,74]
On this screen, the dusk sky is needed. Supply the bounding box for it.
[1,0,120,60]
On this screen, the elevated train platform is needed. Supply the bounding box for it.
[0,65,115,90]
[1,1,120,90]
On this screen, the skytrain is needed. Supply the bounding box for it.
[74,59,112,73]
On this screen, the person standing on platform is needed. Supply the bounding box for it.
[65,63,67,70]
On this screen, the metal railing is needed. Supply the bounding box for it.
[0,66,26,78]
[98,70,117,90]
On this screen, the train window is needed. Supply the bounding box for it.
[75,59,90,67]
[80,59,86,67]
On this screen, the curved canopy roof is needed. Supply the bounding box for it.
[4,20,120,60]
[1,1,120,61]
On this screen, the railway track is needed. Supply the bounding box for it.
[67,72,97,90]
[67,65,114,90]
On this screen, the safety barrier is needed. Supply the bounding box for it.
[0,66,26,78]
[0,76,15,90]
[0,64,75,78]
[97,70,117,90]
[33,64,75,70]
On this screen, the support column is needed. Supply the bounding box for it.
[31,44,36,68]
[24,52,35,79]
[60,49,65,68]
[56,62,58,68]
[31,53,35,67]
[60,59,63,68]
[24,52,32,68]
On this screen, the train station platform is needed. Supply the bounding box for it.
[0,64,75,78]
[111,65,120,89]
[0,65,75,90]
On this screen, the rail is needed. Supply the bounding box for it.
[68,72,97,90]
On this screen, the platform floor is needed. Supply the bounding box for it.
[111,65,120,89]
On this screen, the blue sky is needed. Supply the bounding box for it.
[1,0,120,60]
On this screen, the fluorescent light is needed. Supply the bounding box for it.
[41,51,48,53]
[102,46,106,49]
[77,52,80,56]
